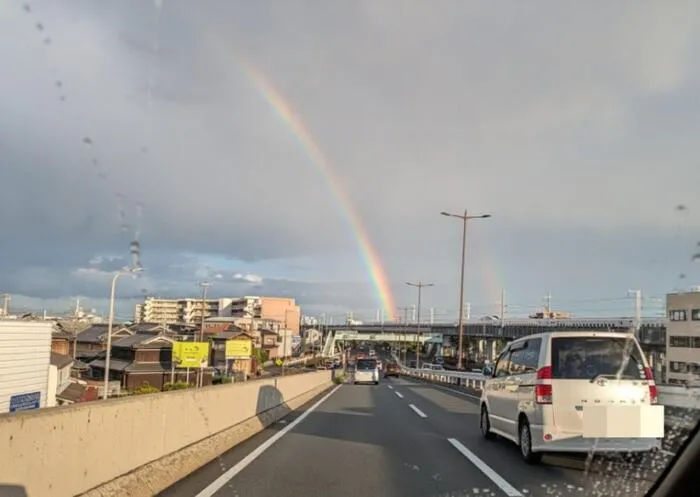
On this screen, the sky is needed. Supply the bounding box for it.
[1,0,700,322]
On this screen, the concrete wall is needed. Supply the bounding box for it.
[0,370,333,497]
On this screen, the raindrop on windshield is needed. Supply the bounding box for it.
[83,137,93,146]
[35,22,43,31]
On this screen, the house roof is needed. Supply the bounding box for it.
[88,358,131,372]
[57,382,90,403]
[50,352,73,369]
[112,333,174,349]
[213,330,255,341]
[77,324,133,344]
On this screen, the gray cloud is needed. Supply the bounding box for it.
[2,0,700,320]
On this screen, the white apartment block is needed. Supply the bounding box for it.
[134,295,301,333]
[134,298,219,325]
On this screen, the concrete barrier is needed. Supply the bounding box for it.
[0,370,334,497]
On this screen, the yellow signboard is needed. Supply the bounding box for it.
[172,341,210,368]
[225,339,253,359]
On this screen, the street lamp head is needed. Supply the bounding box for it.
[440,211,450,217]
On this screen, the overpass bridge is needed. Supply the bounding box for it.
[307,316,667,347]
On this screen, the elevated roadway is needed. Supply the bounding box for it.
[160,374,686,497]
[307,317,667,347]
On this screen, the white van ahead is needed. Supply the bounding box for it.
[479,331,664,463]
[354,358,379,385]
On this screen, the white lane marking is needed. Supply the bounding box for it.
[403,376,481,400]
[194,385,342,497]
[409,404,428,418]
[387,385,393,390]
[394,391,404,399]
[448,438,523,497]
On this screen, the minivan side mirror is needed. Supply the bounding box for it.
[482,365,493,377]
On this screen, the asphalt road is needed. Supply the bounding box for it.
[158,370,686,497]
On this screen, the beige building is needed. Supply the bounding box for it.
[665,288,700,385]
[219,296,300,334]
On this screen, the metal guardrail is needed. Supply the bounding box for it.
[396,360,700,410]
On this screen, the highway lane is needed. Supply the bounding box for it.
[387,376,675,496]
[161,376,504,497]
[160,364,678,497]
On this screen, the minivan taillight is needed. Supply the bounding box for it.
[535,366,553,404]
[644,367,658,404]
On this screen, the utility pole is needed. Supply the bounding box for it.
[398,306,411,365]
[440,209,492,370]
[430,307,435,325]
[501,287,506,322]
[406,281,434,369]
[544,291,552,316]
[197,282,210,388]
[628,289,642,336]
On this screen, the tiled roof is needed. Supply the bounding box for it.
[113,333,174,349]
[77,324,132,344]
[50,352,74,369]
[57,382,89,403]
[88,358,131,372]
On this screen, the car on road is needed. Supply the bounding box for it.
[384,363,400,378]
[354,358,379,385]
[479,331,663,464]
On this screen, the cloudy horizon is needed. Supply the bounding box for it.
[2,0,699,322]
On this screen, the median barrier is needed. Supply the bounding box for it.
[0,370,334,497]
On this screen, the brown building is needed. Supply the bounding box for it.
[87,333,213,391]
[666,289,700,385]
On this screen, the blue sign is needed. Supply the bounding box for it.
[9,391,41,412]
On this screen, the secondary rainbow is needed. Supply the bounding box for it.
[237,60,397,321]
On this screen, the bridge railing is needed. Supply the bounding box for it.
[395,359,700,412]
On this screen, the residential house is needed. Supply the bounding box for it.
[210,330,257,376]
[75,324,134,362]
[51,327,73,356]
[88,333,213,391]
[56,380,99,405]
[48,352,73,407]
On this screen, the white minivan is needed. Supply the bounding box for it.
[479,331,664,464]
[354,358,379,385]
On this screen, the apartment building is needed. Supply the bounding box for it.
[666,288,700,384]
[219,296,300,334]
[134,298,219,325]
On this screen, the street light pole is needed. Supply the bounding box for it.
[103,266,143,400]
[441,210,491,370]
[406,281,434,368]
[197,282,211,388]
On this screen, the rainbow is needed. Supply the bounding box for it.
[234,59,397,321]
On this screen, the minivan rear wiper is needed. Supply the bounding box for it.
[590,373,622,383]
[589,373,637,383]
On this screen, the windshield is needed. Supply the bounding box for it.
[552,336,646,380]
[356,359,377,371]
[3,2,700,497]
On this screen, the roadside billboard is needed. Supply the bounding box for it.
[225,339,253,359]
[172,341,210,368]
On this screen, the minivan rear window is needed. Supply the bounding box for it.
[356,359,377,370]
[551,336,646,380]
